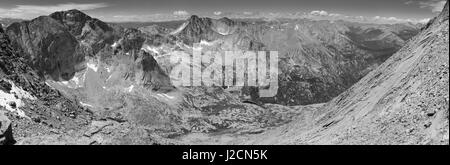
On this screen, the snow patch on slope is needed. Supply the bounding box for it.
[125,85,134,92]
[86,62,99,72]
[200,40,215,46]
[0,81,36,118]
[141,45,160,54]
[79,102,93,108]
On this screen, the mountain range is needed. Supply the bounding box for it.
[0,1,448,145]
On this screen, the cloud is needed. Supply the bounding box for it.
[173,10,189,16]
[310,10,329,16]
[213,11,222,16]
[405,0,446,13]
[0,3,108,19]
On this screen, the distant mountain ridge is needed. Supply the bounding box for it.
[1,23,92,145]
[145,14,421,105]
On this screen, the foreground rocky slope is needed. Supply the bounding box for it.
[233,1,449,145]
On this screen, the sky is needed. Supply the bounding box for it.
[0,0,447,23]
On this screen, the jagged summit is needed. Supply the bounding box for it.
[49,9,113,37]
[50,9,93,20]
[1,24,92,143]
[6,15,82,81]
[187,15,201,21]
[172,15,241,43]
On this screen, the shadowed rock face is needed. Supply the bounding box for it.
[49,9,111,36]
[0,18,25,28]
[1,23,92,141]
[6,16,83,81]
[135,51,173,90]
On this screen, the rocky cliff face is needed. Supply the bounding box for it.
[6,16,84,81]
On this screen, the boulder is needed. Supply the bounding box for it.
[0,111,15,145]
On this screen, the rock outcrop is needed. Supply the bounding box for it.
[0,110,14,145]
[263,20,420,105]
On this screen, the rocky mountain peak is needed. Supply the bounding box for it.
[49,9,92,23]
[5,15,82,81]
[49,9,112,37]
[422,0,448,30]
[186,15,213,27]
[175,15,216,43]
[188,15,201,22]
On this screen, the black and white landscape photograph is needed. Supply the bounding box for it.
[0,0,448,148]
